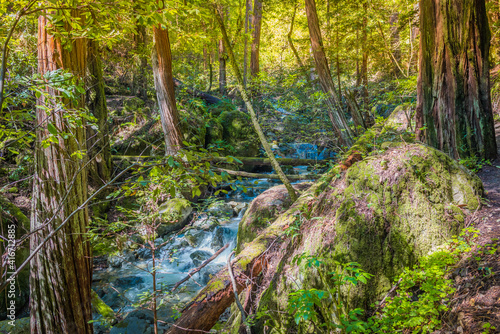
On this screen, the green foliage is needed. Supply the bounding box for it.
[287,256,372,333]
[357,228,479,333]
[458,156,491,173]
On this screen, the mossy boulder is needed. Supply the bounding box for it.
[156,198,193,236]
[218,110,260,157]
[236,183,312,253]
[250,144,483,333]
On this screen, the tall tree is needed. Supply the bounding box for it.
[250,0,263,78]
[87,40,112,188]
[152,24,183,155]
[214,5,298,202]
[30,12,93,334]
[218,6,228,95]
[305,0,354,146]
[416,0,497,160]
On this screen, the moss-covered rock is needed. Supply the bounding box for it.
[249,144,483,333]
[218,110,260,157]
[156,198,193,236]
[236,183,312,253]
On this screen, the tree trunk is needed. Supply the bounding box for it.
[214,5,298,202]
[218,38,227,95]
[87,40,112,189]
[250,0,263,78]
[390,12,401,76]
[416,0,497,160]
[30,13,93,334]
[361,2,369,105]
[243,0,252,87]
[152,25,183,156]
[304,0,354,146]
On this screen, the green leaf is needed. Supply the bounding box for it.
[47,123,58,136]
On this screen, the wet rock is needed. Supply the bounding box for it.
[192,216,219,231]
[210,227,227,249]
[190,250,212,267]
[207,201,233,218]
[110,309,154,334]
[108,254,125,268]
[135,247,152,260]
[184,229,207,247]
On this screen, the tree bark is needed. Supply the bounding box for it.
[87,40,112,188]
[218,38,227,95]
[152,25,183,156]
[243,0,252,87]
[31,12,93,334]
[304,0,354,146]
[250,0,263,78]
[361,2,369,105]
[416,0,497,160]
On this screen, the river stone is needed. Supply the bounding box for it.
[107,254,125,268]
[156,198,193,236]
[207,201,233,218]
[210,227,227,249]
[184,229,207,247]
[190,250,212,267]
[236,182,312,252]
[110,309,154,334]
[192,216,219,231]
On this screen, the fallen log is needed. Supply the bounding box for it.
[173,78,222,105]
[112,155,330,167]
[214,168,319,180]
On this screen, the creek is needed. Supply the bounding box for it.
[92,144,327,333]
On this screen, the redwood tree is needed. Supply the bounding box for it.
[416,0,497,159]
[30,12,93,333]
[305,0,354,146]
[152,25,183,155]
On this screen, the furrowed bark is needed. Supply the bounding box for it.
[31,11,93,334]
[416,0,497,160]
[152,25,183,156]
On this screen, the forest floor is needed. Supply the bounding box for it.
[439,122,500,334]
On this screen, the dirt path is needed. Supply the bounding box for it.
[439,125,500,334]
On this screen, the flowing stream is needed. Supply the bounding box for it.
[92,145,325,333]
